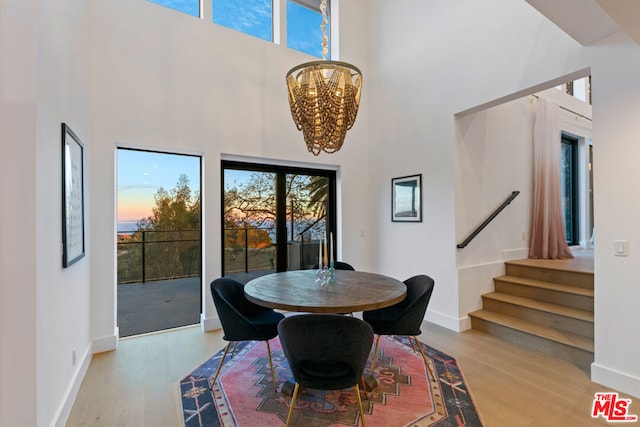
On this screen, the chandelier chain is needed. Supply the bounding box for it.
[320,0,328,61]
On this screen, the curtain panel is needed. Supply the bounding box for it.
[529,98,573,259]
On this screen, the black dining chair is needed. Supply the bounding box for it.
[311,260,356,270]
[278,314,373,427]
[209,277,285,391]
[362,274,436,382]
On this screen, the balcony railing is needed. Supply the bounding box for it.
[117,229,200,284]
[224,226,323,274]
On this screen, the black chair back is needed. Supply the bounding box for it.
[209,277,284,391]
[210,277,281,342]
[311,261,356,271]
[278,314,373,390]
[363,274,434,336]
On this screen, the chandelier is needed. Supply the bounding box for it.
[286,0,362,155]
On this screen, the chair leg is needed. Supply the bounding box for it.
[210,342,232,389]
[354,384,367,427]
[265,339,277,391]
[230,341,239,358]
[370,335,381,372]
[285,382,300,427]
[412,336,436,382]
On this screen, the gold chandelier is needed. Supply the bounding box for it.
[286,0,362,155]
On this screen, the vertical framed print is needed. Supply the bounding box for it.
[62,123,85,267]
[392,174,422,222]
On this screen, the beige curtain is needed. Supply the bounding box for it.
[529,98,573,259]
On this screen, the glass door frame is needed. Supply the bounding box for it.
[221,160,337,275]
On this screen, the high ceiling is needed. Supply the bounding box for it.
[525,0,640,45]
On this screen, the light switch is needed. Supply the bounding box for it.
[614,240,628,257]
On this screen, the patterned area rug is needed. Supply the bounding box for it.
[180,336,483,426]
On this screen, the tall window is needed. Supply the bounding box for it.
[287,0,330,58]
[147,0,201,17]
[222,161,336,282]
[561,134,579,245]
[212,0,273,41]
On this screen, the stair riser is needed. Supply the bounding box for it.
[494,281,593,311]
[470,317,594,369]
[505,264,593,289]
[482,298,594,338]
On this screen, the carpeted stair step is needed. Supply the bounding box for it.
[493,275,593,311]
[469,309,594,369]
[481,292,593,337]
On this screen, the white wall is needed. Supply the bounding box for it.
[1,0,93,426]
[455,97,535,328]
[367,0,588,330]
[0,1,38,425]
[368,0,639,397]
[589,32,640,398]
[89,0,372,344]
[36,0,93,424]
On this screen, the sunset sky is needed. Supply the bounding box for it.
[117,149,200,222]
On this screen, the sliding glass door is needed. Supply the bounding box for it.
[222,161,336,282]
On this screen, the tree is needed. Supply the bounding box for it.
[223,171,329,250]
[117,174,201,283]
[138,174,200,231]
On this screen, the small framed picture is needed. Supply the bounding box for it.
[62,123,86,267]
[392,174,422,222]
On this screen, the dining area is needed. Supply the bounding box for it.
[179,262,481,427]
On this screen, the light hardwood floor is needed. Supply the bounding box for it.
[66,320,634,426]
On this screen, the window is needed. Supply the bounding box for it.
[212,0,273,41]
[287,0,330,58]
[558,76,591,105]
[147,0,201,17]
[222,161,336,282]
[561,134,579,245]
[147,0,336,57]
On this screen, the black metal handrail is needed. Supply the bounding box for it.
[456,191,520,249]
[117,229,200,284]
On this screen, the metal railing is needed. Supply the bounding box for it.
[117,229,200,284]
[224,226,277,273]
[457,191,520,249]
[223,225,324,273]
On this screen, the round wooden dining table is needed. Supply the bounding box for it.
[244,269,406,313]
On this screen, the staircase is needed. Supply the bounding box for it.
[469,258,594,369]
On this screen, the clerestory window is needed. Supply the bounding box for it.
[147,0,201,17]
[146,0,333,59]
[213,0,273,42]
[287,0,330,59]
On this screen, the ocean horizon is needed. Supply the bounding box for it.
[117,220,140,233]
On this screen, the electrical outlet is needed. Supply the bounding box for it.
[72,348,77,366]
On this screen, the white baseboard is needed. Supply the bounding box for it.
[502,248,529,260]
[51,344,92,427]
[425,309,466,332]
[592,362,640,399]
[201,313,221,332]
[92,328,118,353]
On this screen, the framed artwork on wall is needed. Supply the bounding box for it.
[392,174,422,222]
[62,123,85,267]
